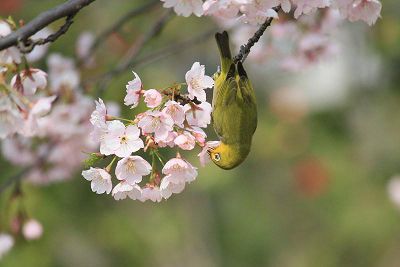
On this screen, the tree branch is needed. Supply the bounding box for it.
[0,166,32,194]
[0,0,96,52]
[78,0,160,65]
[233,6,281,63]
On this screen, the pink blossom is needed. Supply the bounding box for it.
[0,94,22,139]
[188,126,207,145]
[47,53,80,91]
[124,71,142,108]
[139,186,163,202]
[203,0,241,19]
[90,98,107,128]
[137,111,174,142]
[101,120,144,157]
[157,131,178,148]
[160,176,186,199]
[10,68,47,95]
[82,167,112,194]
[174,131,196,150]
[115,156,152,184]
[162,100,185,127]
[112,181,142,200]
[162,158,197,184]
[76,31,95,66]
[185,62,214,102]
[161,0,204,17]
[184,102,212,128]
[143,89,162,108]
[348,0,382,26]
[1,137,35,166]
[22,219,43,240]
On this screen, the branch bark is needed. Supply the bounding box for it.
[0,0,96,51]
[233,6,281,63]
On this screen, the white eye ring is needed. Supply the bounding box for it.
[214,153,221,161]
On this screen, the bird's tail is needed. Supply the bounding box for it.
[215,31,233,74]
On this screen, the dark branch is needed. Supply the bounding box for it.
[0,0,96,51]
[233,6,281,63]
[78,0,160,65]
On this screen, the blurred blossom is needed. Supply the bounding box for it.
[387,176,400,209]
[26,27,53,62]
[161,0,204,17]
[0,233,14,260]
[76,31,95,67]
[47,53,80,91]
[22,219,43,241]
[0,21,21,65]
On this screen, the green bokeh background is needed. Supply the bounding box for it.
[1,0,400,266]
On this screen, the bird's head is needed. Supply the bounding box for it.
[208,142,249,170]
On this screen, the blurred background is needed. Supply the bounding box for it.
[1,0,400,266]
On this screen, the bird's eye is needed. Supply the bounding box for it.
[214,153,221,162]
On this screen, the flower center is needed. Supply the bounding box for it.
[127,160,136,173]
[120,135,128,144]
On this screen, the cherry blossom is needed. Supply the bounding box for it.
[22,219,43,240]
[101,121,144,157]
[10,68,47,95]
[76,31,95,66]
[82,167,112,194]
[160,176,186,199]
[161,0,204,17]
[90,98,107,128]
[47,53,80,91]
[0,94,22,139]
[143,89,162,108]
[140,186,163,202]
[115,156,152,184]
[162,157,198,184]
[112,181,142,200]
[174,131,196,150]
[0,233,14,259]
[124,71,142,108]
[138,111,174,142]
[184,102,212,128]
[162,100,185,127]
[185,62,214,102]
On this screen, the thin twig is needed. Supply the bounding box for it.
[94,10,174,97]
[233,6,281,63]
[0,0,96,51]
[78,0,160,65]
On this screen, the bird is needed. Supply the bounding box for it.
[208,31,258,170]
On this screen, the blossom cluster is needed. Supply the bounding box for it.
[161,0,382,26]
[0,20,102,184]
[82,62,215,202]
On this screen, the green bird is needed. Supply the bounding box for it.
[208,31,258,170]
